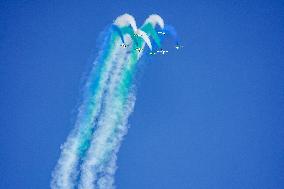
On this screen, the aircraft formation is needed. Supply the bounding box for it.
[112,14,182,56]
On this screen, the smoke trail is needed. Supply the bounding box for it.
[51,27,135,189]
[51,13,174,189]
[79,39,139,188]
[51,33,120,189]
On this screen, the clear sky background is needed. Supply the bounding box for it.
[1,1,284,188]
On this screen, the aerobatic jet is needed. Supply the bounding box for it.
[157,49,168,55]
[120,44,128,48]
[175,43,183,50]
[158,31,166,35]
[135,47,143,52]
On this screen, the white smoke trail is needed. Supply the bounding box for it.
[96,95,135,189]
[51,39,122,189]
[82,94,135,189]
[94,36,138,189]
[144,14,165,29]
[114,14,138,32]
[78,36,135,188]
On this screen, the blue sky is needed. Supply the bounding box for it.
[1,0,284,188]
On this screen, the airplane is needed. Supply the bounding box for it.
[156,49,168,55]
[149,51,156,55]
[133,33,143,37]
[158,31,166,35]
[135,47,143,52]
[120,43,128,48]
[175,43,183,50]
